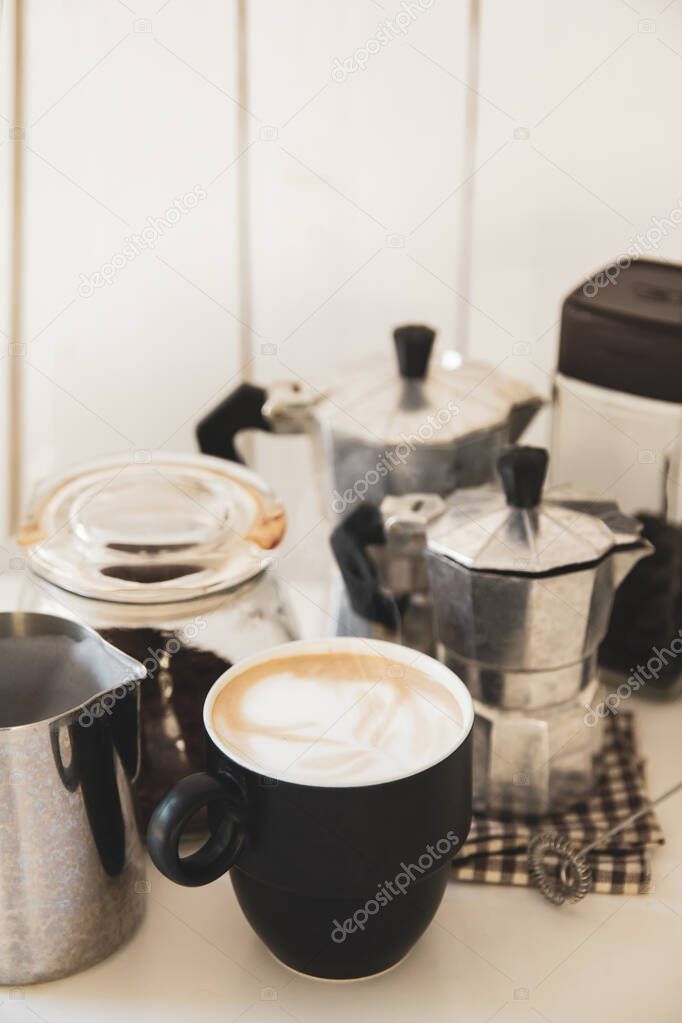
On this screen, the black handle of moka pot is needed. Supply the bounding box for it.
[392,325,436,379]
[196,383,273,464]
[330,504,407,630]
[497,446,549,509]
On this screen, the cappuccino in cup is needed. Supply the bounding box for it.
[148,638,473,981]
[209,649,465,786]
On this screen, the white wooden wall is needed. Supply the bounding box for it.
[469,1,682,393]
[4,0,682,610]
[7,0,244,522]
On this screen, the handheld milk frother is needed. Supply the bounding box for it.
[528,778,682,905]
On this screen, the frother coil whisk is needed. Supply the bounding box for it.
[528,779,682,905]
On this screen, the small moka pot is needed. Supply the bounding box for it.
[334,447,652,815]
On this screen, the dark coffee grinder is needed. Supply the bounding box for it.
[552,259,682,697]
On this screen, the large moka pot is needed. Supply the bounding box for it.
[202,323,541,651]
[335,447,652,814]
[0,612,147,984]
[197,324,542,517]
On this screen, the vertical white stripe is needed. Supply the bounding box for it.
[235,0,255,465]
[7,0,24,533]
[237,0,252,381]
[453,0,481,363]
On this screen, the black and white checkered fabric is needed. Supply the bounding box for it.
[451,712,664,895]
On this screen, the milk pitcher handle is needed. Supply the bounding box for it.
[147,773,247,886]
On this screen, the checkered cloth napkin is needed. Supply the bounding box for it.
[451,711,664,895]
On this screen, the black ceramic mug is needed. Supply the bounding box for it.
[147,638,473,980]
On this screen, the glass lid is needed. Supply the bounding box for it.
[426,447,644,574]
[323,325,541,447]
[19,453,286,603]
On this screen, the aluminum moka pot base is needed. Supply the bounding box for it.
[469,676,606,817]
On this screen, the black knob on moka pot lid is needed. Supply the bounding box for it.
[497,446,549,509]
[392,324,436,379]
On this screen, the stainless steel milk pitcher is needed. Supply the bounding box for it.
[0,612,147,984]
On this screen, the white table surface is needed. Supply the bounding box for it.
[3,589,682,1023]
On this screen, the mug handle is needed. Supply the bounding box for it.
[147,773,247,886]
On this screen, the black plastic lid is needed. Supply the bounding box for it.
[559,259,682,403]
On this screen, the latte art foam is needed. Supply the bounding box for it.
[209,651,464,786]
